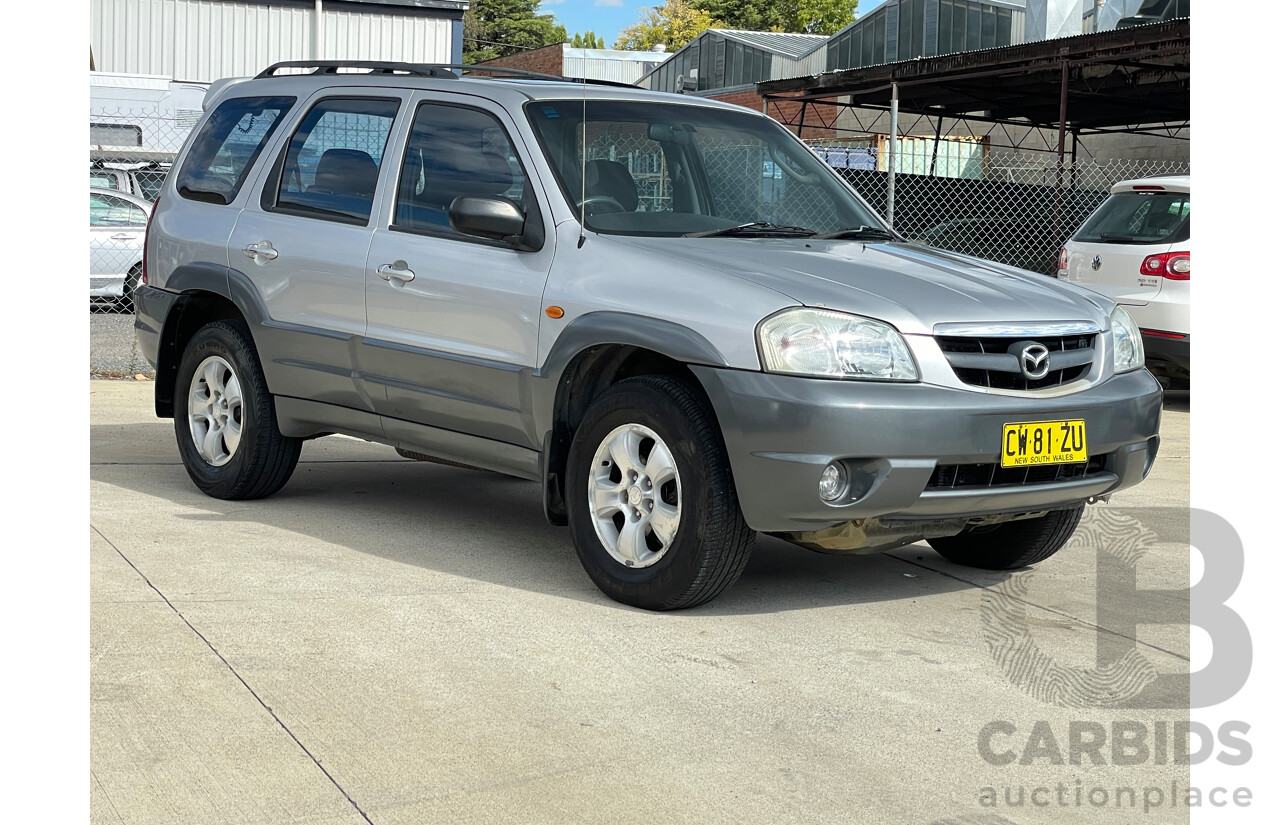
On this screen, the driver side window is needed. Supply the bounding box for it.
[393,103,526,237]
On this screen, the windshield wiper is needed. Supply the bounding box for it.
[684,221,815,238]
[811,226,898,241]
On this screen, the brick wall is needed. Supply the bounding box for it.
[709,89,840,139]
[476,44,565,77]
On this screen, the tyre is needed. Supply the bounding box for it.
[174,320,302,500]
[121,264,141,313]
[926,505,1084,570]
[565,375,755,610]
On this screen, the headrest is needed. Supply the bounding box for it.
[585,159,638,212]
[313,148,379,196]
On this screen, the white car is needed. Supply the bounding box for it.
[1058,175,1189,388]
[90,187,151,308]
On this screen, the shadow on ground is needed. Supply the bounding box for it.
[91,421,1004,615]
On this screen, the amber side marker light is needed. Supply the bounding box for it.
[545,306,564,319]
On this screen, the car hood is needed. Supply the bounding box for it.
[612,237,1113,335]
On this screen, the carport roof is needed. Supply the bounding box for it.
[757,19,1189,135]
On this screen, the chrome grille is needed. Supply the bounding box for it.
[937,332,1096,390]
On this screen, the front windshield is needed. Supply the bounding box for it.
[525,99,885,237]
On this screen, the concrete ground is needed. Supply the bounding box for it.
[91,381,1191,824]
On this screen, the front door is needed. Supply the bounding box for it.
[362,97,555,450]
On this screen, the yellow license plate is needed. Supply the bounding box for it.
[1001,420,1087,468]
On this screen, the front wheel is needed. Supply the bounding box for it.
[926,505,1084,570]
[174,320,301,500]
[121,264,141,313]
[565,375,755,610]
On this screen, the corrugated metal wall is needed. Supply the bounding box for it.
[778,47,829,80]
[91,0,454,83]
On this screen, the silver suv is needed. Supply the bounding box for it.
[135,62,1163,610]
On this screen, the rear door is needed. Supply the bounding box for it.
[89,191,146,279]
[1060,186,1190,305]
[227,89,409,414]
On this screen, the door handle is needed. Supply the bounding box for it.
[242,241,279,262]
[110,233,138,241]
[376,262,415,283]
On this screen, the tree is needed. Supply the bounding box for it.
[463,0,568,64]
[691,0,856,35]
[786,0,858,35]
[615,0,719,51]
[571,31,606,49]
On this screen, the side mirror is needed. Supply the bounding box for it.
[448,196,527,246]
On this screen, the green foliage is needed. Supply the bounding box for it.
[691,0,857,35]
[571,31,606,49]
[463,0,568,64]
[615,0,719,51]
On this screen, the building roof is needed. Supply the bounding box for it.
[712,30,829,60]
[758,19,1189,134]
[563,47,672,63]
[336,0,468,10]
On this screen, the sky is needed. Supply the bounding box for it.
[543,0,887,49]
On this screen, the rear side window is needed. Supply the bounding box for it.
[175,96,295,205]
[90,192,147,227]
[1072,191,1190,244]
[270,97,400,225]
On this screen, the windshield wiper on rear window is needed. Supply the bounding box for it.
[810,226,898,241]
[684,221,816,238]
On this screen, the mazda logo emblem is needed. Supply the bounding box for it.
[1019,344,1051,379]
[1091,254,1102,271]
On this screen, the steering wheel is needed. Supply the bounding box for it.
[768,146,820,185]
[578,194,626,215]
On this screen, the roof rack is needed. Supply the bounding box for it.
[256,61,460,79]
[255,60,637,89]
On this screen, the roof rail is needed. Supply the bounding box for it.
[444,64,638,89]
[254,60,638,89]
[255,61,460,79]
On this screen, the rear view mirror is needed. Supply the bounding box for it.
[648,124,691,145]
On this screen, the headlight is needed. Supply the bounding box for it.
[1111,306,1145,373]
[758,308,919,381]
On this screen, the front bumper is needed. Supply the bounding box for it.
[691,366,1163,533]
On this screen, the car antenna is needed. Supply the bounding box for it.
[578,74,587,249]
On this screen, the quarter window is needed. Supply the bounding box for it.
[392,103,528,236]
[272,97,400,224]
[175,96,295,205]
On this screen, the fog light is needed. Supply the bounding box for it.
[818,463,848,502]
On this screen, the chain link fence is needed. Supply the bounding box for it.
[90,105,194,314]
[811,141,1190,276]
[89,103,1188,315]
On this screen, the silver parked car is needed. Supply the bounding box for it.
[90,187,151,308]
[134,62,1162,610]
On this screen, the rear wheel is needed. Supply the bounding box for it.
[926,505,1084,570]
[565,375,755,610]
[174,320,301,500]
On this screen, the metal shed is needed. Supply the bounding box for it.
[826,0,1028,72]
[641,29,828,95]
[89,0,469,83]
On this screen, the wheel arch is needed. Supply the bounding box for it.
[536,312,732,526]
[153,264,267,418]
